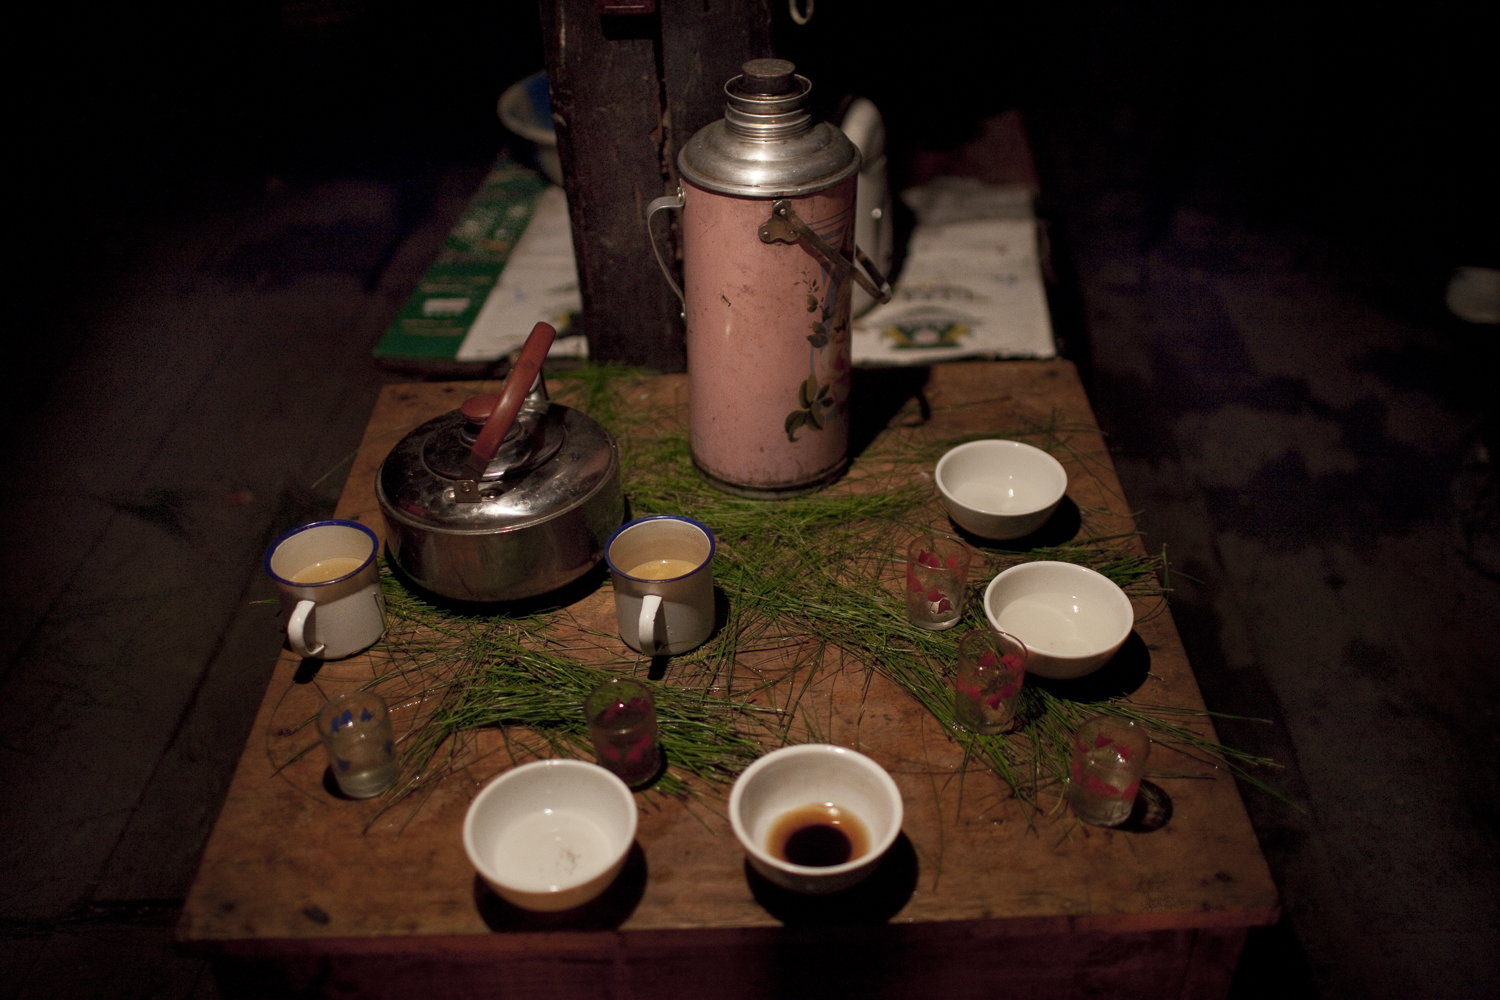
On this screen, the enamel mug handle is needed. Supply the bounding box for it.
[287,599,326,658]
[637,593,664,656]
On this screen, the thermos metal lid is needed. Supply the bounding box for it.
[678,59,860,199]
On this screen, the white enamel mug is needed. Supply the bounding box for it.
[265,520,386,660]
[604,515,715,656]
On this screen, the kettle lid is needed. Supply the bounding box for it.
[376,320,620,535]
[377,401,619,534]
[679,59,860,199]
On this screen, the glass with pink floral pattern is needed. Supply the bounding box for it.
[953,629,1027,734]
[1065,716,1151,826]
[585,677,662,789]
[904,532,971,631]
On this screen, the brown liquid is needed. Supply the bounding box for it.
[625,557,700,580]
[767,803,869,867]
[290,557,365,584]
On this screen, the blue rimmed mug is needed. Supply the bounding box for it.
[265,519,385,659]
[604,515,715,656]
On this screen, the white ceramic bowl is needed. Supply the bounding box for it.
[935,440,1068,540]
[463,759,637,912]
[983,561,1134,679]
[729,744,903,895]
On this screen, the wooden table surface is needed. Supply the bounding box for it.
[179,361,1277,998]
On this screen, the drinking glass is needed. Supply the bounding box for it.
[953,629,1027,734]
[904,533,970,630]
[1065,715,1150,826]
[319,690,399,799]
[585,678,661,788]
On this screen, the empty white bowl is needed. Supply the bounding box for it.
[936,440,1068,540]
[463,759,637,912]
[729,744,903,895]
[983,561,1134,679]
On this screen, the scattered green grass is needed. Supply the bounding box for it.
[355,368,1279,818]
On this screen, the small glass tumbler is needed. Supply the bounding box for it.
[319,690,399,799]
[953,629,1027,734]
[1065,715,1151,826]
[585,678,661,789]
[905,533,971,631]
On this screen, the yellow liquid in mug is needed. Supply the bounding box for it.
[625,558,700,581]
[290,557,366,584]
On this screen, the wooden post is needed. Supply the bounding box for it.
[540,0,771,370]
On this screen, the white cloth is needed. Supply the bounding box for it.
[456,177,1056,364]
[852,179,1055,364]
[457,185,587,360]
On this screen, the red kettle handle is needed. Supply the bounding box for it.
[464,321,557,480]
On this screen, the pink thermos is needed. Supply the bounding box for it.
[648,59,890,497]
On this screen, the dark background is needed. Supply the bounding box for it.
[17,1,1497,418]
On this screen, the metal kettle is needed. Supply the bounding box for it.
[376,323,624,602]
[647,58,891,498]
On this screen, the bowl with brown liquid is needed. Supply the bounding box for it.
[729,744,903,895]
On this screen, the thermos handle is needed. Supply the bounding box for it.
[645,189,686,306]
[758,199,894,305]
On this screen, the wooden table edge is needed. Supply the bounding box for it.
[178,902,1280,954]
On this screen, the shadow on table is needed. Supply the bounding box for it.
[950,495,1084,551]
[1026,630,1152,702]
[383,551,610,618]
[745,832,919,927]
[293,657,324,684]
[849,366,932,460]
[1118,780,1173,833]
[320,767,356,800]
[473,841,648,931]
[621,742,672,791]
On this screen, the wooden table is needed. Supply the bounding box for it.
[179,362,1277,999]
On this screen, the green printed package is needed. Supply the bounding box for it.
[374,159,547,362]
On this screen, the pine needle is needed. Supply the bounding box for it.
[353,368,1282,817]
